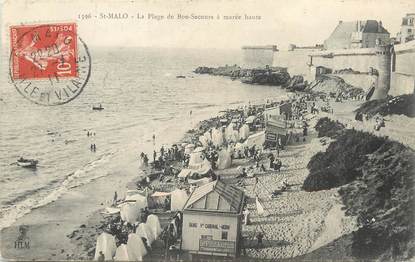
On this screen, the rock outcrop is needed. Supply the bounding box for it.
[194,65,291,86]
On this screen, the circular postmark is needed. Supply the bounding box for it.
[9,23,91,106]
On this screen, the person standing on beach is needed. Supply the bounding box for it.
[153,150,157,163]
[113,191,118,206]
[256,232,264,248]
[253,176,259,193]
[269,154,275,169]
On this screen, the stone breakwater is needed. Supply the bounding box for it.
[194,65,291,86]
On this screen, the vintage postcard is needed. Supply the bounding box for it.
[1,0,414,261]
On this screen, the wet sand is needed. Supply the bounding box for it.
[0,163,139,261]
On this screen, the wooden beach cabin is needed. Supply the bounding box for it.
[265,115,288,147]
[181,180,244,258]
[264,103,292,121]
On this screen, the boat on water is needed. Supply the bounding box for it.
[92,104,104,110]
[17,157,38,168]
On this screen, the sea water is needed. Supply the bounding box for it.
[0,47,288,230]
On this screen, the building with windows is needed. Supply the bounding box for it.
[397,13,415,44]
[324,20,390,50]
[181,180,244,258]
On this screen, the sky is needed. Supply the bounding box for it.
[1,0,415,50]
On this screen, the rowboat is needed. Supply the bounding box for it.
[17,158,38,168]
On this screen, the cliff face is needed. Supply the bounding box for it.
[194,66,291,86]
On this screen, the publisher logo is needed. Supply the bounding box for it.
[14,225,30,249]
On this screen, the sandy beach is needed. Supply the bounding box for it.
[60,97,365,261]
[237,116,358,259]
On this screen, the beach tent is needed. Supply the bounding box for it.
[204,131,212,142]
[184,144,195,154]
[199,135,209,147]
[225,124,239,143]
[170,189,188,211]
[178,168,192,179]
[120,202,141,224]
[114,244,130,261]
[244,131,266,148]
[239,124,250,140]
[146,214,162,238]
[114,243,146,261]
[211,128,224,147]
[256,197,268,217]
[245,115,256,125]
[125,194,148,209]
[126,233,147,261]
[233,143,245,158]
[188,151,204,169]
[217,148,232,170]
[94,232,117,261]
[136,223,155,244]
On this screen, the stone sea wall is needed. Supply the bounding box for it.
[270,44,415,97]
[391,41,415,96]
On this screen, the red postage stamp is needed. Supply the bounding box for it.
[10,23,78,80]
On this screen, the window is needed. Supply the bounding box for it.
[408,29,412,33]
[221,231,228,240]
[201,235,212,240]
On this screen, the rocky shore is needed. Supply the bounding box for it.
[193,65,367,99]
[194,65,291,86]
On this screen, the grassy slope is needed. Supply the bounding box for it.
[301,118,415,260]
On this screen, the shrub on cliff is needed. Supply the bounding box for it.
[338,140,415,260]
[356,94,415,118]
[303,129,387,191]
[314,117,345,138]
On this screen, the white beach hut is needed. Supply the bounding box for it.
[94,232,117,261]
[239,124,250,140]
[188,151,204,169]
[211,128,224,147]
[119,202,140,224]
[146,214,162,239]
[125,194,148,209]
[170,189,188,211]
[136,223,155,244]
[199,135,209,147]
[217,148,232,170]
[126,233,147,261]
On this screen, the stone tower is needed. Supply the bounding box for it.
[371,44,391,100]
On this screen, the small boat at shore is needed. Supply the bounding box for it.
[92,104,104,111]
[17,157,38,168]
